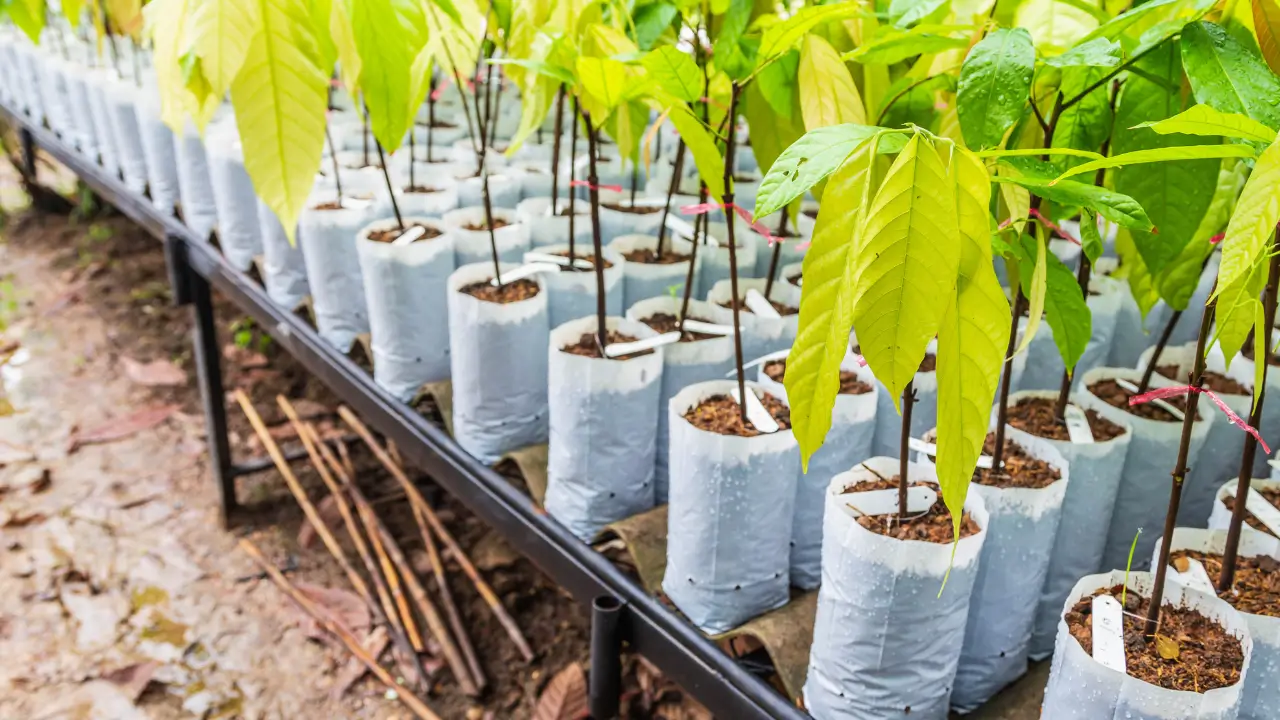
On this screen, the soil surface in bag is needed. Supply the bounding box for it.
[1218,488,1280,538]
[1088,379,1200,422]
[1065,585,1244,691]
[460,277,540,303]
[462,218,510,231]
[683,393,791,436]
[603,203,662,215]
[851,344,937,373]
[1156,365,1250,396]
[640,312,719,342]
[367,222,442,244]
[1242,342,1280,367]
[311,193,375,211]
[621,247,689,265]
[548,250,613,269]
[841,476,982,542]
[560,330,651,360]
[786,271,802,285]
[970,435,1061,489]
[403,185,443,195]
[1171,550,1280,617]
[1008,396,1127,442]
[763,359,871,395]
[717,296,798,317]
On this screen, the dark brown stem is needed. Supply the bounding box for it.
[325,123,343,205]
[1054,256,1091,419]
[899,380,915,519]
[549,86,565,212]
[583,111,609,352]
[656,140,687,260]
[427,75,436,163]
[1146,293,1216,637]
[676,52,713,338]
[375,141,403,230]
[763,207,789,299]
[722,84,747,425]
[568,98,580,264]
[1219,236,1280,592]
[630,161,639,206]
[409,129,416,189]
[1138,310,1183,394]
[991,290,1024,471]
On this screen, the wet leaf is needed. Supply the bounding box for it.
[67,404,181,453]
[1155,634,1181,660]
[533,662,588,720]
[122,357,188,387]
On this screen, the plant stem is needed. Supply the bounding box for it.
[584,111,609,352]
[427,75,436,163]
[656,140,687,260]
[325,123,344,205]
[568,98,580,265]
[486,71,503,150]
[1138,309,1183,394]
[1059,40,1164,113]
[763,207,789,299]
[991,289,1024,471]
[375,141,403,230]
[1054,256,1091,419]
[409,130,416,189]
[723,84,747,425]
[630,161,639,206]
[899,380,915,519]
[1218,234,1280,592]
[676,49,713,338]
[362,111,370,167]
[550,86,566,213]
[1146,292,1216,638]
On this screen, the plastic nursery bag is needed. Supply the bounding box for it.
[443,206,531,268]
[255,198,310,310]
[529,245,624,330]
[207,121,264,271]
[174,120,220,241]
[607,233,698,310]
[297,186,377,352]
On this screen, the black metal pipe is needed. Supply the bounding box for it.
[590,595,624,720]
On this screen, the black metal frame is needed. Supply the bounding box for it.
[0,102,809,720]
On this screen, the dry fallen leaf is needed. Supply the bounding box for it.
[0,440,36,467]
[329,627,389,702]
[223,344,270,369]
[532,662,588,720]
[122,357,187,387]
[1172,557,1190,573]
[101,661,161,702]
[3,511,47,529]
[1155,634,1181,661]
[294,583,371,640]
[26,468,51,494]
[67,404,181,453]
[289,398,331,420]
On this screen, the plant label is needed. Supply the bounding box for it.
[391,225,427,246]
[1245,488,1280,537]
[523,251,594,270]
[1064,404,1095,444]
[843,485,937,517]
[731,387,779,434]
[340,196,374,211]
[1115,378,1185,421]
[628,197,669,209]
[682,319,738,336]
[1172,557,1216,594]
[907,437,994,469]
[603,332,680,357]
[488,263,561,286]
[1091,595,1127,674]
[744,289,782,319]
[665,215,697,240]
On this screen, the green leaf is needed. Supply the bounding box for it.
[1181,21,1280,131]
[975,147,1104,160]
[713,0,755,81]
[744,74,806,175]
[231,0,328,245]
[935,146,1009,543]
[996,166,1153,230]
[330,0,361,93]
[1053,144,1259,181]
[753,124,903,219]
[785,147,875,468]
[889,0,948,28]
[1043,247,1092,372]
[352,0,429,153]
[1257,0,1280,77]
[642,45,701,103]
[1013,230,1049,357]
[1013,0,1098,56]
[1215,266,1267,365]
[758,2,864,63]
[1053,67,1113,172]
[799,34,867,129]
[1080,210,1104,264]
[606,99,649,162]
[1043,36,1122,67]
[632,0,677,49]
[1082,0,1213,51]
[1134,103,1278,143]
[667,105,726,203]
[489,58,576,85]
[957,28,1035,150]
[190,0,260,98]
[757,49,799,119]
[1116,229,1162,318]
[1217,140,1280,293]
[63,0,84,28]
[577,56,629,116]
[6,0,46,43]
[852,134,960,405]
[844,27,969,66]
[1155,159,1249,309]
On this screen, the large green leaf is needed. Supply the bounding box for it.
[844,26,969,66]
[997,165,1153,230]
[1182,21,1280,131]
[352,0,429,153]
[889,0,949,28]
[1135,103,1279,143]
[852,135,960,405]
[1054,144,1259,181]
[330,0,361,93]
[666,105,725,203]
[757,1,864,63]
[642,45,701,103]
[632,0,677,49]
[744,75,806,175]
[1217,139,1280,293]
[63,0,84,28]
[754,124,903,219]
[1155,159,1248,309]
[190,0,260,98]
[231,0,328,245]
[757,49,799,119]
[577,56,629,117]
[1013,0,1097,55]
[956,28,1035,150]
[1043,36,1122,67]
[785,148,875,468]
[798,34,866,129]
[1042,247,1092,372]
[935,146,1008,542]
[1052,67,1113,172]
[1080,210,1104,264]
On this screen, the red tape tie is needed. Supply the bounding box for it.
[570,179,624,193]
[1028,208,1080,246]
[1210,233,1225,245]
[681,202,780,245]
[1130,385,1271,454]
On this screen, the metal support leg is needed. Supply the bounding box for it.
[590,595,624,720]
[19,127,36,180]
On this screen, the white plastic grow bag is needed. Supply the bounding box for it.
[524,244,624,329]
[606,233,698,309]
[392,178,459,218]
[1221,346,1280,477]
[867,340,939,459]
[102,75,148,195]
[804,457,990,720]
[705,278,800,364]
[663,380,799,634]
[255,199,309,310]
[757,351,877,590]
[1208,479,1280,542]
[207,121,263,271]
[696,222,758,299]
[174,120,220,241]
[1019,275,1124,393]
[297,187,378,352]
[544,316,663,541]
[1040,570,1252,720]
[442,207,530,268]
[134,87,181,215]
[596,190,666,241]
[515,196,591,249]
[451,168,520,209]
[447,262,550,464]
[62,64,98,157]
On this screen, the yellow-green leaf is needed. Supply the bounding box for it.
[666,105,725,204]
[758,2,864,63]
[144,0,190,133]
[8,0,46,43]
[1054,144,1260,182]
[190,0,260,98]
[1217,140,1280,294]
[1256,299,1268,412]
[330,0,361,93]
[577,56,628,117]
[1215,268,1266,366]
[936,145,1009,541]
[798,34,867,130]
[1257,0,1280,76]
[1116,228,1162,319]
[1134,104,1278,144]
[852,134,960,406]
[230,0,328,246]
[64,0,86,28]
[1013,230,1048,357]
[352,0,429,153]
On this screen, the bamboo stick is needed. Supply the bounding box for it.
[366,506,426,652]
[337,406,536,662]
[414,500,486,689]
[238,539,443,720]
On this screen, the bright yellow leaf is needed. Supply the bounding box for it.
[190,0,260,98]
[798,34,866,130]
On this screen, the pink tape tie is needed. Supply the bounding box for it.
[1028,208,1080,246]
[1210,233,1225,245]
[681,202,780,245]
[1130,385,1271,454]
[570,179,624,193]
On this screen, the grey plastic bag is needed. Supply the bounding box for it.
[607,233,697,309]
[135,88,181,215]
[174,121,219,241]
[525,245,624,329]
[443,207,531,267]
[1019,276,1124,393]
[706,279,799,362]
[297,187,377,352]
[207,122,264,271]
[255,198,310,310]
[515,197,592,249]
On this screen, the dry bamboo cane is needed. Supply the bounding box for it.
[413,500,486,689]
[337,406,536,662]
[302,418,482,696]
[239,539,443,720]
[365,503,426,652]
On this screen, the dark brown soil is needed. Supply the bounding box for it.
[763,359,871,395]
[682,393,792,436]
[403,185,441,194]
[459,278,540,303]
[972,433,1062,489]
[1156,365,1251,396]
[1008,396,1127,442]
[549,250,613,269]
[462,219,510,231]
[1219,487,1280,538]
[641,312,718,342]
[841,477,981,542]
[1066,585,1244,692]
[851,344,936,373]
[787,272,802,285]
[366,222,442,244]
[311,193,374,211]
[1089,379,1200,422]
[803,208,818,219]
[416,118,458,129]
[1172,550,1280,618]
[559,330,652,361]
[621,248,689,265]
[718,297,798,316]
[1242,342,1280,367]
[603,202,662,215]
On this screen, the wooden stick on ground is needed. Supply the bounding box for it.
[414,500,486,690]
[338,406,536,662]
[272,398,428,688]
[366,516,427,653]
[238,539,443,720]
[302,416,482,697]
[336,438,357,479]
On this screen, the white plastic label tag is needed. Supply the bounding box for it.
[1115,378,1185,421]
[731,387,779,434]
[744,289,782,319]
[682,319,737,336]
[523,251,594,270]
[1091,594,1128,673]
[1172,557,1216,594]
[391,225,427,246]
[1246,488,1280,537]
[340,197,374,211]
[488,263,561,286]
[908,437,994,469]
[665,215,697,240]
[843,486,937,517]
[1064,404,1095,444]
[603,332,680,357]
